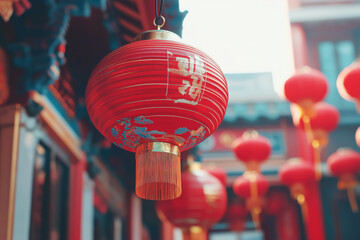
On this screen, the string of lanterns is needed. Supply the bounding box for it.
[279,158,316,223]
[282,60,360,214]
[283,67,338,179]
[232,130,271,229]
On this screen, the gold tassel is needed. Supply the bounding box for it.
[347,187,359,213]
[251,207,261,230]
[312,140,322,180]
[338,176,358,213]
[182,226,207,240]
[296,193,308,224]
[135,142,181,200]
[302,115,313,144]
[248,172,261,229]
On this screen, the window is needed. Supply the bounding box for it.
[29,142,69,240]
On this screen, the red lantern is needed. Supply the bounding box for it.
[327,148,360,212]
[86,30,228,200]
[296,102,339,179]
[297,102,339,147]
[279,158,316,221]
[233,131,272,172]
[337,61,360,112]
[356,127,360,148]
[233,171,269,228]
[279,159,315,199]
[156,163,227,240]
[283,67,328,117]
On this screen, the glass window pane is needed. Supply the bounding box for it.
[49,156,69,240]
[336,41,355,70]
[29,143,69,240]
[318,42,337,81]
[29,144,51,240]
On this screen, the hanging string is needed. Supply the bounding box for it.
[312,140,322,180]
[302,115,313,143]
[347,187,359,213]
[154,0,166,29]
[296,194,308,224]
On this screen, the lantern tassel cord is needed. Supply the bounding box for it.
[182,227,207,240]
[296,194,308,227]
[251,209,261,230]
[347,187,359,213]
[248,173,261,229]
[302,115,313,143]
[312,141,322,180]
[300,201,308,225]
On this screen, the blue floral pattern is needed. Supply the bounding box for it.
[111,116,207,150]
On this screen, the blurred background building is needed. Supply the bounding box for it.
[0,0,359,240]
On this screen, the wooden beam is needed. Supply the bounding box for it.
[0,104,21,240]
[32,92,84,161]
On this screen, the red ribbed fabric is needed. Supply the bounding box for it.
[86,38,228,153]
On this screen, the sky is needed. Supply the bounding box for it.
[179,0,295,95]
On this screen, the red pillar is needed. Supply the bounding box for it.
[127,193,142,240]
[304,184,326,240]
[68,159,86,240]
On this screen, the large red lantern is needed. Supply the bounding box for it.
[233,171,269,228]
[283,67,328,117]
[337,61,360,112]
[327,148,360,212]
[86,30,228,200]
[279,158,316,221]
[297,102,339,179]
[233,131,272,172]
[156,163,227,240]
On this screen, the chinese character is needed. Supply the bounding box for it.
[167,51,206,105]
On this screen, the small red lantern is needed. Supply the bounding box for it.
[233,171,269,228]
[327,148,360,212]
[297,102,339,179]
[337,61,360,112]
[233,131,272,172]
[156,163,227,239]
[279,158,316,221]
[297,102,339,147]
[86,30,228,200]
[356,127,360,148]
[283,67,328,117]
